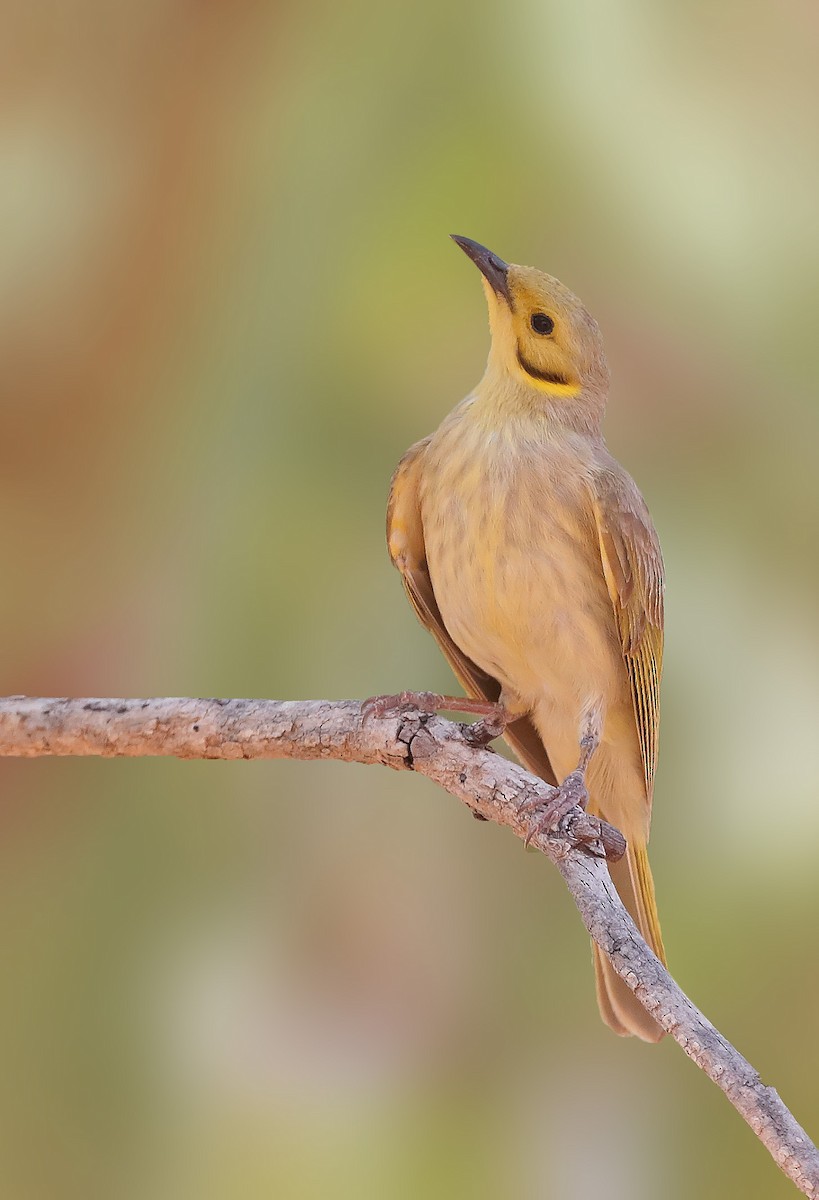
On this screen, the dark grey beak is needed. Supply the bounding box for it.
[450,235,511,305]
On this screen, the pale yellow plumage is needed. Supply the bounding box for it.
[387,237,666,1041]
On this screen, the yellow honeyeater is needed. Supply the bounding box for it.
[386,237,666,1041]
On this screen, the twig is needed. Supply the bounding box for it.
[0,694,816,1197]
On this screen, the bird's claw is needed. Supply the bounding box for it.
[361,694,508,743]
[520,770,589,847]
[460,708,509,746]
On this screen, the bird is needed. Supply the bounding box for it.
[382,236,667,1041]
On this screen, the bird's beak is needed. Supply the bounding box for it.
[450,235,511,305]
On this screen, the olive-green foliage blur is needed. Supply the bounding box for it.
[2,2,818,1197]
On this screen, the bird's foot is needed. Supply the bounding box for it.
[361,691,508,744]
[460,703,511,747]
[520,769,589,848]
[515,727,624,858]
[361,690,447,721]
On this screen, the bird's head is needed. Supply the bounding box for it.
[451,236,610,403]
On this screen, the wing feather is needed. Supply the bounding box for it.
[591,467,664,804]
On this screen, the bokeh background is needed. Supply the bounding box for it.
[2,1,818,1196]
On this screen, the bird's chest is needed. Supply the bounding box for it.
[420,428,616,702]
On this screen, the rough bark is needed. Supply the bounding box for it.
[0,694,816,1197]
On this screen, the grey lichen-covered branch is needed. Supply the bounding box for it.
[0,695,817,1198]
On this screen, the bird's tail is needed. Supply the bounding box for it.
[593,839,666,1042]
[498,715,666,1041]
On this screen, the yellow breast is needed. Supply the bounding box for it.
[419,404,621,709]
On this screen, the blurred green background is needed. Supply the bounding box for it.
[2,1,818,1196]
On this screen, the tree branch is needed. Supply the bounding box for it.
[0,695,816,1197]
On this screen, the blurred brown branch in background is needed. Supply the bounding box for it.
[0,694,816,1198]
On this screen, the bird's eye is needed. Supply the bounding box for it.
[530,312,554,335]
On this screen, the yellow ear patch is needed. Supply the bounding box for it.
[522,372,582,398]
[514,347,581,397]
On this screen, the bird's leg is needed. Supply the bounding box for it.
[362,690,507,726]
[520,726,601,848]
[361,690,445,720]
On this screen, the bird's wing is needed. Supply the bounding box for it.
[387,438,558,787]
[590,464,664,805]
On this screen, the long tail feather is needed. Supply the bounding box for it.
[500,720,665,1042]
[593,842,666,1042]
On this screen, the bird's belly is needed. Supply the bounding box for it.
[424,494,624,718]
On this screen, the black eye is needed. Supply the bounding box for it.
[530,312,554,335]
